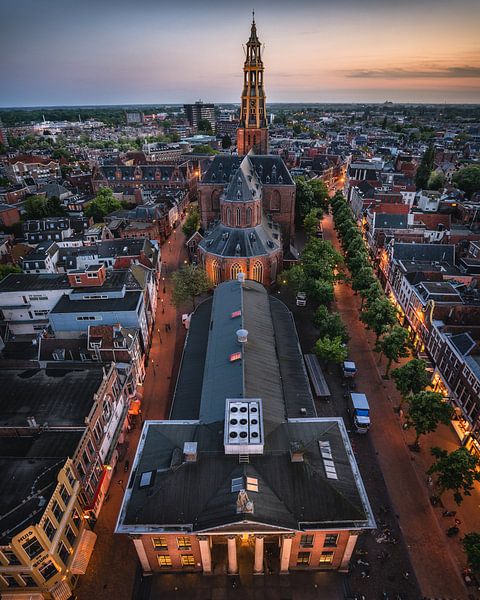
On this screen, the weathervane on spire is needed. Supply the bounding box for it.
[252,9,255,24]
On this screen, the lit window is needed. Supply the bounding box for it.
[21,537,43,560]
[43,518,56,541]
[300,534,314,548]
[176,536,191,550]
[231,310,241,319]
[181,554,195,566]
[296,552,310,566]
[246,477,258,492]
[319,551,334,564]
[157,555,172,567]
[229,352,241,362]
[152,537,168,551]
[38,560,58,581]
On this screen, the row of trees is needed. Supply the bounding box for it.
[330,192,410,376]
[293,177,330,224]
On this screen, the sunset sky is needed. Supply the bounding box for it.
[1,0,479,106]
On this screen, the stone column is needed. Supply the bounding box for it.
[132,538,151,573]
[280,534,294,574]
[340,533,359,572]
[254,535,264,574]
[198,535,212,574]
[227,536,238,574]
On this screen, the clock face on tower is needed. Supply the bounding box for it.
[249,99,256,109]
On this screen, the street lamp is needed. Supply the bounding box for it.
[151,359,156,375]
[117,479,125,493]
[161,298,165,314]
[162,277,166,294]
[168,241,171,253]
[157,328,163,344]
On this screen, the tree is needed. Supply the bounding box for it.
[182,207,200,239]
[406,391,454,447]
[313,306,349,343]
[172,265,211,310]
[308,278,334,306]
[453,165,480,199]
[191,144,217,155]
[221,134,232,149]
[392,358,431,406]
[279,264,306,295]
[415,145,434,190]
[374,325,409,377]
[294,177,315,224]
[309,179,329,211]
[0,264,21,282]
[360,297,397,340]
[24,195,65,219]
[427,171,445,191]
[351,266,376,294]
[303,208,321,238]
[314,335,348,366]
[428,447,480,505]
[85,188,122,222]
[197,119,213,134]
[359,281,383,308]
[462,533,480,573]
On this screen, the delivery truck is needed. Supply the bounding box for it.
[348,392,370,433]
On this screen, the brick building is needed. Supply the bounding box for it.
[116,280,375,575]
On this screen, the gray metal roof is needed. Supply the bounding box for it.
[393,242,455,264]
[199,219,281,258]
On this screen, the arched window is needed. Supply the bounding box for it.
[235,207,241,226]
[231,263,242,281]
[211,190,220,210]
[227,207,231,226]
[271,190,281,211]
[246,207,252,226]
[252,261,263,283]
[212,260,222,285]
[271,258,278,283]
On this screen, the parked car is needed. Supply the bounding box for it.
[296,291,307,307]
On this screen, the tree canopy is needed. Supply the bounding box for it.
[415,145,434,190]
[24,195,66,220]
[171,265,211,310]
[453,165,480,199]
[374,325,410,376]
[182,207,200,240]
[294,176,329,224]
[0,264,21,282]
[314,335,348,365]
[360,296,397,340]
[462,533,480,573]
[197,119,213,134]
[392,359,431,399]
[428,447,480,505]
[313,306,349,343]
[406,391,453,447]
[221,134,232,149]
[85,188,122,222]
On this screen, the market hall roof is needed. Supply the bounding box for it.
[116,280,375,535]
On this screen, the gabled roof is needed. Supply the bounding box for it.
[224,156,261,202]
[393,242,455,264]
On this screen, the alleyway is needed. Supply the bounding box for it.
[75,227,188,600]
[323,212,474,599]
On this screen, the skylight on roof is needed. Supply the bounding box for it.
[319,441,338,480]
[231,310,241,319]
[139,471,153,488]
[231,477,243,492]
[246,476,258,492]
[229,352,242,362]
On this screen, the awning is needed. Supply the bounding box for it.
[2,594,44,600]
[49,579,72,600]
[70,529,97,574]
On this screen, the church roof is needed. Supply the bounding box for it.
[224,155,262,202]
[201,155,294,187]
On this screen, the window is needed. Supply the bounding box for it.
[19,574,36,587]
[72,509,81,528]
[319,551,334,565]
[181,555,195,566]
[66,468,76,487]
[66,525,76,545]
[76,315,98,321]
[235,207,241,226]
[212,260,222,285]
[157,555,172,567]
[52,500,64,523]
[229,352,242,362]
[231,477,243,492]
[87,272,97,278]
[59,542,70,565]
[246,207,252,226]
[252,261,263,283]
[300,534,314,548]
[152,537,168,550]
[38,560,58,581]
[246,477,258,492]
[87,440,95,456]
[2,575,20,587]
[75,276,82,283]
[296,552,310,566]
[44,517,56,541]
[324,534,338,548]
[60,484,70,506]
[2,549,21,565]
[176,536,191,550]
[230,263,242,280]
[22,537,43,559]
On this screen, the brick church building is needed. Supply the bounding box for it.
[196,16,296,287]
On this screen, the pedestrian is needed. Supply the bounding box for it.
[167,323,171,331]
[165,323,168,332]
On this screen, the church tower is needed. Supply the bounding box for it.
[236,13,269,156]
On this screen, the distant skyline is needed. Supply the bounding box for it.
[1,0,480,107]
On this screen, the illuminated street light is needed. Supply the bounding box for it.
[117,479,125,493]
[161,298,165,314]
[162,277,166,294]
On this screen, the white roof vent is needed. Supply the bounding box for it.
[183,441,198,462]
[224,398,264,455]
[237,272,245,284]
[236,329,248,343]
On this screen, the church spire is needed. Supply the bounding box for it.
[237,15,268,156]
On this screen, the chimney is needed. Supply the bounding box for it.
[27,416,38,428]
[237,272,245,285]
[183,442,198,463]
[290,441,304,463]
[236,329,248,343]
